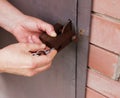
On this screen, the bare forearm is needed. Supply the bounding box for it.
[0,0,56,43]
[0,0,25,32]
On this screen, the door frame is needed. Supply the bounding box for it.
[76,0,92,98]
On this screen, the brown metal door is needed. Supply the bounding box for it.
[0,0,92,98]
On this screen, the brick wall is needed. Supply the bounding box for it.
[86,0,120,98]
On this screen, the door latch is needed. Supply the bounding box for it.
[39,19,77,52]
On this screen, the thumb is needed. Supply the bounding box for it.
[46,49,57,60]
[38,20,57,37]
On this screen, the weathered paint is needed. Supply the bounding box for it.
[93,0,120,19]
[89,45,118,78]
[90,15,120,54]
[86,88,107,98]
[87,69,120,98]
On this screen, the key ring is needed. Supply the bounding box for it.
[32,48,55,56]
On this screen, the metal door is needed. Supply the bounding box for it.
[0,0,91,98]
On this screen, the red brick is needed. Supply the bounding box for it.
[86,88,107,98]
[93,0,120,19]
[89,45,118,78]
[90,15,120,54]
[87,69,120,98]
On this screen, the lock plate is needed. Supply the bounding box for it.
[39,20,77,52]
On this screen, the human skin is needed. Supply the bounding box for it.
[0,0,56,43]
[0,43,57,77]
[0,0,57,76]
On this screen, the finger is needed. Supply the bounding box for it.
[34,49,57,64]
[46,49,57,60]
[25,43,46,52]
[34,63,51,74]
[38,21,57,37]
[27,63,51,77]
[45,24,57,37]
[31,49,57,68]
[31,55,51,68]
[32,35,43,44]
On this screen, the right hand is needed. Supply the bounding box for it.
[0,43,57,77]
[0,0,56,44]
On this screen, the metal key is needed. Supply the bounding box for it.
[32,48,55,56]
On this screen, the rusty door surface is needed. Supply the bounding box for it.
[0,0,91,98]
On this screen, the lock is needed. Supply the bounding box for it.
[39,19,77,52]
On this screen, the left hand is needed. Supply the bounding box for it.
[0,43,57,76]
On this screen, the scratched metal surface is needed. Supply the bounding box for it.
[0,0,76,98]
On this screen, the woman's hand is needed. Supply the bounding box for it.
[0,0,56,43]
[0,43,57,77]
[0,0,57,77]
[11,15,57,44]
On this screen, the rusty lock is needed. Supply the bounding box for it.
[32,19,77,56]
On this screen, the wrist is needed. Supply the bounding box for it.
[0,14,25,33]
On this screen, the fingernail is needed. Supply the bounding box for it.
[50,31,57,37]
